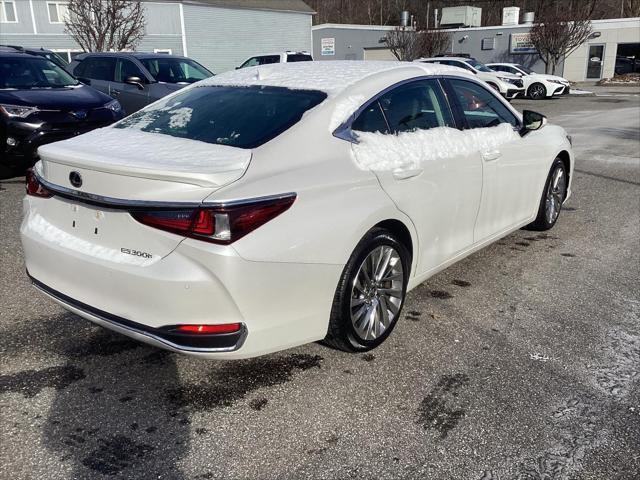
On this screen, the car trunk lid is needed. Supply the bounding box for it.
[31,127,251,258]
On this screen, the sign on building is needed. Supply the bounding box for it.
[510,33,536,54]
[321,38,335,56]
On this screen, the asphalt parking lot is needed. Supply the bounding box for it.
[1,85,639,480]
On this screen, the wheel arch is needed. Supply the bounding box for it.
[374,219,414,262]
[556,149,571,187]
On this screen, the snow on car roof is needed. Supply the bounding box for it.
[199,61,460,96]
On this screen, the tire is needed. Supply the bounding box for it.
[324,228,410,353]
[526,158,568,231]
[528,82,547,100]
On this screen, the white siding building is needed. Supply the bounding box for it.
[0,0,314,73]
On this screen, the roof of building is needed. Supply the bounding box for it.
[174,0,314,14]
[201,60,462,96]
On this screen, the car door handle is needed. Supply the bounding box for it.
[482,150,502,162]
[393,168,423,180]
[111,89,121,96]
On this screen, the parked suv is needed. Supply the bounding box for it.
[0,45,69,70]
[0,51,124,179]
[487,63,570,99]
[237,51,312,69]
[417,57,525,100]
[69,52,213,114]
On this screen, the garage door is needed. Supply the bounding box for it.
[363,48,396,61]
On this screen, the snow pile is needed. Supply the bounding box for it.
[329,94,366,132]
[38,127,251,175]
[28,213,157,267]
[352,123,520,171]
[201,61,460,97]
[570,88,594,95]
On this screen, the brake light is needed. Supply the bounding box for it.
[130,194,295,244]
[25,169,53,198]
[174,323,242,334]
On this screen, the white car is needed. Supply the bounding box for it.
[237,51,312,69]
[21,61,573,359]
[417,57,525,100]
[487,63,571,99]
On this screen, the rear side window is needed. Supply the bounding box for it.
[448,78,519,129]
[378,79,454,133]
[287,54,312,63]
[115,85,327,149]
[240,55,280,68]
[77,57,116,81]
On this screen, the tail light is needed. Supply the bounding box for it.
[26,169,53,198]
[130,194,296,245]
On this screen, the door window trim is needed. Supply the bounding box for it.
[333,75,459,143]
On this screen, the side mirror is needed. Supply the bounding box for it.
[125,76,145,90]
[516,72,523,76]
[520,110,547,135]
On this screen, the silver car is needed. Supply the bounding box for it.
[69,52,213,114]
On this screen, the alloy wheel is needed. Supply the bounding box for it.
[350,245,404,341]
[529,84,546,99]
[545,166,566,224]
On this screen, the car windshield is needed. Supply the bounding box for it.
[140,57,212,84]
[115,85,327,149]
[464,59,493,73]
[515,64,535,74]
[0,56,78,89]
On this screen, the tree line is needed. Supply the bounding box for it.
[305,0,640,27]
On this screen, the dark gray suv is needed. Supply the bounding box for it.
[69,52,213,114]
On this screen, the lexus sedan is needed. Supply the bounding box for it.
[21,62,573,359]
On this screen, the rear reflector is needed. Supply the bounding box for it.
[131,194,295,244]
[26,169,53,198]
[174,323,242,334]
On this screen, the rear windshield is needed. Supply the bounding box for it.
[115,85,327,149]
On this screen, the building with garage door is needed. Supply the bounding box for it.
[312,17,640,82]
[0,0,314,73]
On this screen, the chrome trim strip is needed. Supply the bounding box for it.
[31,280,248,354]
[35,171,296,210]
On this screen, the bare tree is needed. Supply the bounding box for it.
[384,27,450,61]
[530,5,595,74]
[65,0,146,52]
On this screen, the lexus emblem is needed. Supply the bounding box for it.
[69,171,83,188]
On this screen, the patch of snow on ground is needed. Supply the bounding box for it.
[329,94,366,132]
[570,89,593,95]
[353,123,519,171]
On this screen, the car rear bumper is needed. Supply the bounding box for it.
[21,196,342,358]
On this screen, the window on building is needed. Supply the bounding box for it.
[0,1,17,22]
[47,2,69,24]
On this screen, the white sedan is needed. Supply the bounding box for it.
[21,61,573,358]
[487,63,571,99]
